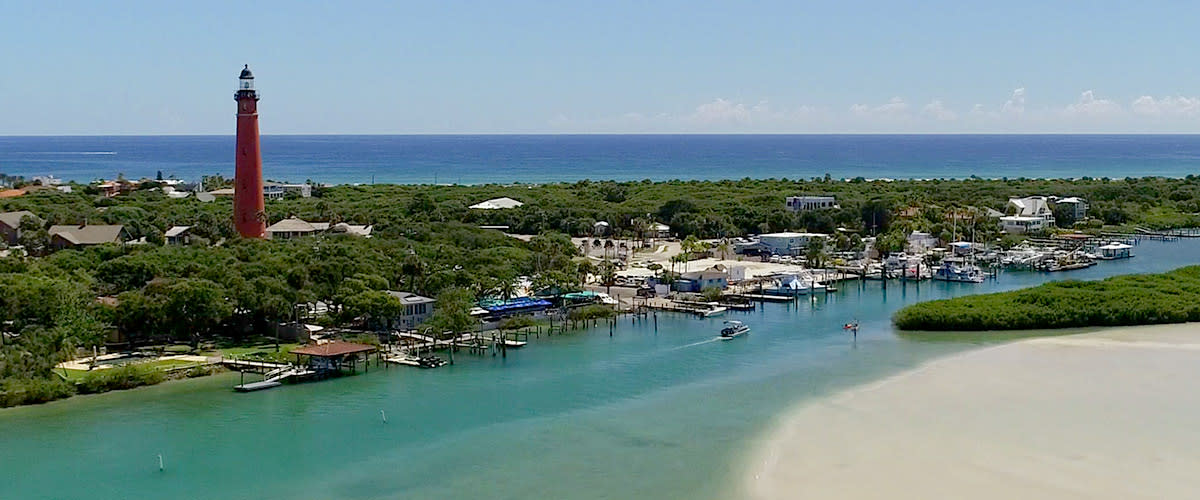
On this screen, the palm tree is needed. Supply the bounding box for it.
[599,262,617,295]
[716,238,732,261]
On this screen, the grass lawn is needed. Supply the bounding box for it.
[210,343,301,364]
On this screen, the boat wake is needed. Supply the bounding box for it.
[668,338,722,351]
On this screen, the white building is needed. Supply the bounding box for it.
[264,182,311,200]
[469,197,524,210]
[758,232,827,256]
[785,196,838,212]
[1000,196,1056,234]
[384,291,436,331]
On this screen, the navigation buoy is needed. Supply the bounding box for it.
[158,454,164,471]
[381,409,388,423]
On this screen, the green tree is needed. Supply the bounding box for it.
[423,288,477,339]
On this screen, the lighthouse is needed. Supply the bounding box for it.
[233,64,265,238]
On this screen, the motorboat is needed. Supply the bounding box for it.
[720,320,750,340]
[932,259,985,283]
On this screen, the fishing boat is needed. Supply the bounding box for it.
[719,320,750,340]
[932,259,985,283]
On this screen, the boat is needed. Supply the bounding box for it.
[719,320,750,340]
[932,259,985,283]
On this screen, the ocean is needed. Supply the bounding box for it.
[2,135,1199,185]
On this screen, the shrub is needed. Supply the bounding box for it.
[77,363,166,394]
[0,377,77,407]
[893,265,1200,331]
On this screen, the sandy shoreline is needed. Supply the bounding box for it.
[745,323,1200,499]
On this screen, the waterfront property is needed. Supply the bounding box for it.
[291,341,377,374]
[784,195,838,212]
[1097,242,1133,259]
[1000,196,1056,234]
[1053,196,1089,221]
[382,291,436,331]
[755,232,827,256]
[675,265,730,292]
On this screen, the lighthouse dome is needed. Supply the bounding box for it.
[239,65,254,79]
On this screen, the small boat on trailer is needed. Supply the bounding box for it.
[720,320,750,340]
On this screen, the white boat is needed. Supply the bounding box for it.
[932,259,985,283]
[719,320,750,340]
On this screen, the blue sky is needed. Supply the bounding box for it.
[3,0,1199,134]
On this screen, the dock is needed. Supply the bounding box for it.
[233,364,314,392]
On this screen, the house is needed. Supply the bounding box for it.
[651,223,671,239]
[1054,197,1089,221]
[164,226,193,245]
[1097,242,1133,260]
[675,265,730,292]
[263,181,311,200]
[265,217,372,240]
[757,232,827,256]
[47,224,129,249]
[785,196,838,212]
[1000,196,1056,234]
[95,180,135,198]
[469,197,524,210]
[383,291,436,331]
[0,211,39,246]
[265,217,329,240]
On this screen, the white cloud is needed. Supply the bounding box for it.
[851,97,909,117]
[1065,90,1120,116]
[688,98,757,124]
[1001,87,1025,114]
[1131,95,1200,116]
[921,100,957,121]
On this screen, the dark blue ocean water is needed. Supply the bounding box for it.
[2,135,1199,185]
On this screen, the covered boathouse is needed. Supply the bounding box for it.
[291,341,378,375]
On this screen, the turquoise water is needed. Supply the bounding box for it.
[2,240,1198,499]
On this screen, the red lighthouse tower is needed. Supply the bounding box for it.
[233,65,265,238]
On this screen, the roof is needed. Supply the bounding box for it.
[1008,196,1051,217]
[266,217,321,233]
[1058,197,1086,204]
[759,232,827,238]
[292,341,376,357]
[385,291,436,305]
[651,223,670,231]
[239,64,254,79]
[0,210,37,229]
[469,197,524,210]
[48,224,126,245]
[208,188,235,196]
[164,226,191,237]
[0,189,26,198]
[330,222,372,237]
[1099,243,1133,250]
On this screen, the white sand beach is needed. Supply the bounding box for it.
[745,323,1200,499]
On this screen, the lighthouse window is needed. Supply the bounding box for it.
[240,80,252,90]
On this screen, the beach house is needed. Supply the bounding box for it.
[675,265,730,292]
[0,211,39,246]
[164,226,193,245]
[381,291,436,331]
[47,224,130,250]
[265,217,372,240]
[1000,196,1055,234]
[785,195,838,212]
[469,197,524,210]
[263,181,312,200]
[757,232,827,256]
[1053,196,1089,221]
